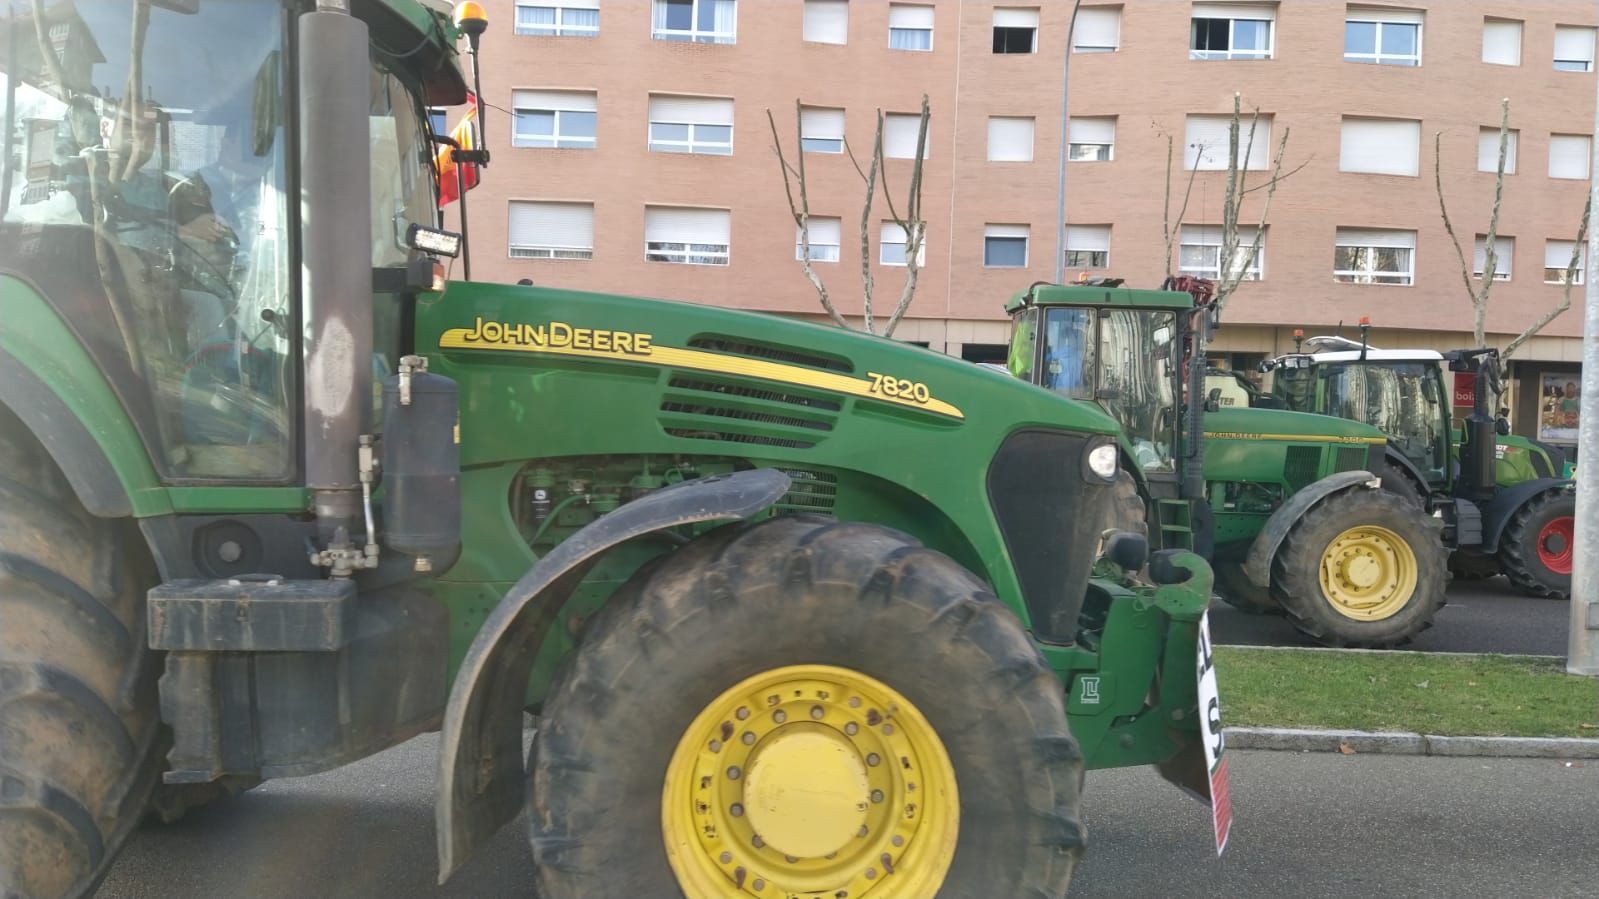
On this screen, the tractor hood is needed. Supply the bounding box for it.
[1203,406,1389,445]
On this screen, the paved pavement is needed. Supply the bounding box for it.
[102,736,1599,898]
[1212,577,1571,655]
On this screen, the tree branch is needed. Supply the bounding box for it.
[767,105,848,328]
[884,95,931,337]
[859,110,883,333]
[1504,195,1590,359]
[1476,98,1511,345]
[1434,129,1484,346]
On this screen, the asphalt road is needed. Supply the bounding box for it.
[101,737,1599,898]
[1212,577,1573,655]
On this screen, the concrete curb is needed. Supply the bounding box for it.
[1225,726,1599,759]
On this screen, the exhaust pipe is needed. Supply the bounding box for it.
[299,4,373,553]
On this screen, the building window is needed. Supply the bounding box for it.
[645,206,731,265]
[800,106,845,153]
[652,0,736,44]
[796,217,842,262]
[511,90,598,149]
[1333,228,1415,285]
[1338,117,1419,176]
[993,7,1038,53]
[888,4,934,51]
[508,200,595,259]
[648,95,734,155]
[880,221,925,266]
[1179,225,1263,280]
[1549,134,1591,180]
[883,113,929,159]
[987,116,1035,162]
[1068,116,1115,161]
[1473,235,1513,281]
[1554,25,1596,72]
[1481,18,1521,66]
[514,2,600,37]
[1545,240,1586,284]
[1345,7,1421,66]
[984,224,1030,267]
[1190,4,1275,60]
[1071,6,1120,53]
[803,0,848,44]
[1184,113,1271,171]
[1477,127,1518,174]
[1064,224,1111,269]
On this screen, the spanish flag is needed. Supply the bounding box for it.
[436,94,480,207]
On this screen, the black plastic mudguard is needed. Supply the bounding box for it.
[434,467,790,882]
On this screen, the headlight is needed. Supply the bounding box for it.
[1086,442,1118,482]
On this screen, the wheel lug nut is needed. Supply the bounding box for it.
[727,766,741,780]
[742,731,756,745]
[882,724,895,735]
[810,705,825,719]
[849,697,861,708]
[785,854,798,863]
[752,835,765,848]
[753,879,765,891]
[844,722,859,735]
[865,867,877,880]
[736,706,749,720]
[870,789,884,803]
[866,753,880,766]
[773,710,787,724]
[731,803,744,817]
[892,835,904,847]
[720,851,732,864]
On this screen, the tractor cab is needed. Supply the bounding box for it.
[1262,339,1454,490]
[0,0,464,483]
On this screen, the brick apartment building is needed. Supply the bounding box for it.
[454,0,1597,443]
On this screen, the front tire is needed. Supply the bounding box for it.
[1270,489,1447,648]
[1499,491,1575,599]
[528,516,1083,898]
[1213,561,1279,615]
[0,411,163,898]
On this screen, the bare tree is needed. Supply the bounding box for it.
[1158,93,1303,312]
[1437,98,1588,360]
[767,96,930,337]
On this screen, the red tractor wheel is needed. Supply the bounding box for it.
[1499,491,1576,599]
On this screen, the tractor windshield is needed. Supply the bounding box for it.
[1321,362,1448,479]
[1042,307,1180,472]
[0,0,293,478]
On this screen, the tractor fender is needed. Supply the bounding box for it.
[1243,471,1380,589]
[435,467,791,883]
[1480,478,1574,554]
[0,347,132,517]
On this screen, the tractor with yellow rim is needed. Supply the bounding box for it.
[0,2,1219,896]
[1005,280,1448,648]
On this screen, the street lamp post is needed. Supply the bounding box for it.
[1568,52,1599,676]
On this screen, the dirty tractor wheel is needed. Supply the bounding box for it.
[1270,489,1447,648]
[1213,561,1279,615]
[1499,491,1576,599]
[529,516,1083,899]
[0,411,163,899]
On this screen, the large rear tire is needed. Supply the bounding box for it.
[528,516,1083,899]
[0,411,163,898]
[1498,491,1575,599]
[1213,561,1279,615]
[1270,489,1447,648]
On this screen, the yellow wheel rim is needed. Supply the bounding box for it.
[662,664,959,898]
[1318,525,1419,621]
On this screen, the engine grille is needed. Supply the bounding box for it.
[659,375,840,450]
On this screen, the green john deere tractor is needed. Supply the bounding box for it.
[0,2,1217,896]
[1258,332,1576,598]
[1006,281,1447,648]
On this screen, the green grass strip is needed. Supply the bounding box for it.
[1215,647,1599,739]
